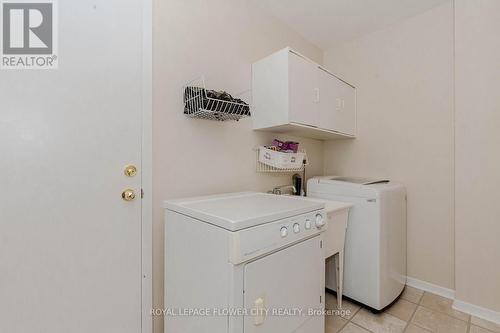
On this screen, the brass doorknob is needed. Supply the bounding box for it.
[124,165,137,177]
[122,189,136,201]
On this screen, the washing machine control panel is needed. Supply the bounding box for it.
[229,209,326,265]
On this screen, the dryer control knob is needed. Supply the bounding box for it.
[305,219,312,230]
[315,214,325,229]
[280,227,288,238]
[293,223,300,234]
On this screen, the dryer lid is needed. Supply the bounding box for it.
[164,192,324,231]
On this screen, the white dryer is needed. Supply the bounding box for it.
[307,177,407,311]
[164,192,327,333]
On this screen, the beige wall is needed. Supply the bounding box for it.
[322,2,455,289]
[455,0,500,312]
[153,1,324,332]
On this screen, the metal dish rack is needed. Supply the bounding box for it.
[255,148,308,173]
[184,77,251,121]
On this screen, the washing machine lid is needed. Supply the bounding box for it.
[164,192,324,231]
[320,176,390,185]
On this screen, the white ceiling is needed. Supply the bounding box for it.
[252,0,450,50]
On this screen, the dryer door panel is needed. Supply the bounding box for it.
[243,236,324,333]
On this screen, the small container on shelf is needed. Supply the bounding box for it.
[271,139,299,153]
[183,76,251,122]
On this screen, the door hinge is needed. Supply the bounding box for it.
[141,188,144,199]
[320,295,322,303]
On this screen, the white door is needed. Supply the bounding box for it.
[288,52,320,127]
[244,236,324,333]
[319,69,356,135]
[0,1,147,333]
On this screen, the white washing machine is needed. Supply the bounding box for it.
[307,177,407,311]
[164,192,328,333]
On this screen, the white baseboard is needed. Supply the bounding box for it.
[406,277,500,325]
[453,299,500,325]
[406,276,455,300]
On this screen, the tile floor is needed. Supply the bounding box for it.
[325,286,500,333]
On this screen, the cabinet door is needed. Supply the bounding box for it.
[288,52,320,126]
[319,69,356,135]
[341,83,357,135]
[319,68,343,132]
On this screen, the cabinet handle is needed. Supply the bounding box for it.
[314,88,320,103]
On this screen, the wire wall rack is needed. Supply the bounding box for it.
[183,77,251,122]
[255,147,308,173]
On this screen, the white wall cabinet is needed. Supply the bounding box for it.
[252,48,356,140]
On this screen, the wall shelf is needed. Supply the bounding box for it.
[184,77,251,122]
[255,147,307,173]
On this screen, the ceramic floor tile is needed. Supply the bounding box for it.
[411,306,468,333]
[420,293,470,322]
[386,298,418,322]
[325,292,339,309]
[326,314,349,333]
[339,323,373,333]
[326,292,361,320]
[470,325,497,333]
[406,323,433,333]
[471,316,500,333]
[351,308,407,333]
[402,286,425,304]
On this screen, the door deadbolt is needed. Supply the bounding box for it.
[124,165,137,177]
[122,189,136,201]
